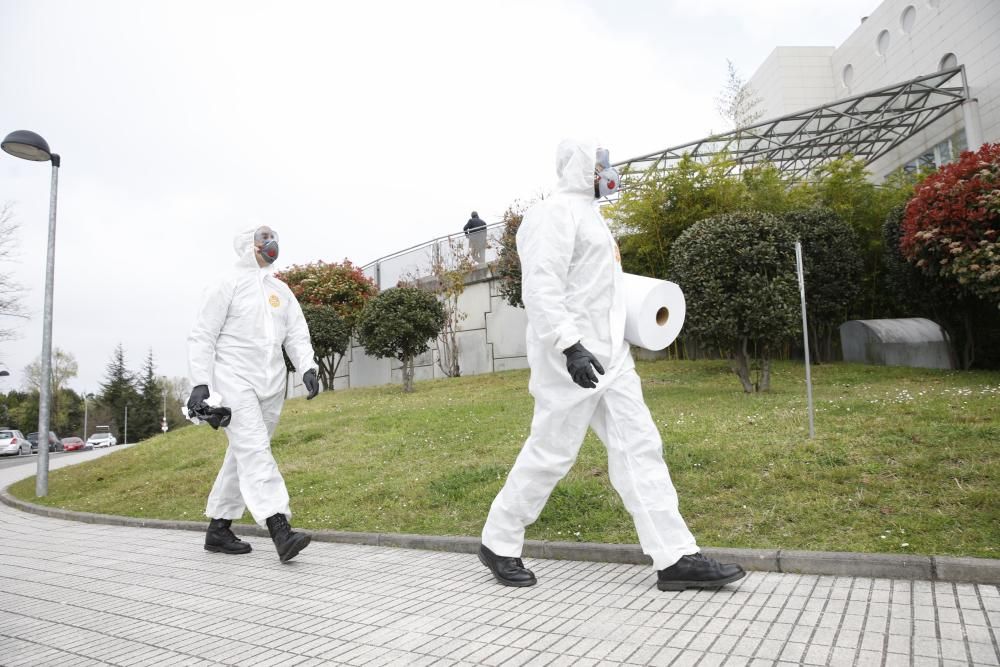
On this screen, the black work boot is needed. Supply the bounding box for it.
[204,518,252,555]
[656,553,746,591]
[478,544,537,587]
[265,513,311,563]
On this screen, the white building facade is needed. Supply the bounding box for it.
[748,0,1000,180]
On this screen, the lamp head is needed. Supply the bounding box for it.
[2,130,52,162]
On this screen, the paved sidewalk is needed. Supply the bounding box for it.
[1,457,999,666]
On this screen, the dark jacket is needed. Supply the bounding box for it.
[464,215,487,235]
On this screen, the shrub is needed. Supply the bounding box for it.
[784,208,863,361]
[901,143,1000,307]
[495,204,526,308]
[668,211,800,391]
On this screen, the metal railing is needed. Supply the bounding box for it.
[360,221,506,291]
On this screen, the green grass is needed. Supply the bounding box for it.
[10,361,999,558]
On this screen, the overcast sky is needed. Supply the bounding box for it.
[0,0,878,396]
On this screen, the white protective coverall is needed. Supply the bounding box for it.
[481,139,700,571]
[188,229,317,527]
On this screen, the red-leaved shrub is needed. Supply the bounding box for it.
[901,143,1000,305]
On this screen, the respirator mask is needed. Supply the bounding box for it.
[254,226,279,264]
[595,147,620,198]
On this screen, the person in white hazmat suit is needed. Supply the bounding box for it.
[479,140,746,591]
[187,225,320,563]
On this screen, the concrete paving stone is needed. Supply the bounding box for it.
[913,636,942,658]
[886,633,911,655]
[730,636,763,657]
[913,619,937,637]
[939,607,963,625]
[693,652,727,667]
[835,628,861,649]
[664,629,696,649]
[720,657,750,667]
[621,643,660,665]
[860,630,887,652]
[668,649,704,667]
[801,644,829,665]
[520,652,558,667]
[479,644,522,666]
[764,622,792,641]
[969,641,1000,666]
[965,624,995,645]
[645,645,679,666]
[857,649,887,666]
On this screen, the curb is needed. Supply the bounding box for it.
[2,487,998,584]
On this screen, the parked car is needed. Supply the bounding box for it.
[86,433,117,449]
[28,431,63,454]
[61,436,88,452]
[1,429,30,456]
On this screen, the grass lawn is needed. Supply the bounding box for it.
[10,360,999,559]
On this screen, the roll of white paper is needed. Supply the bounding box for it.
[622,273,686,351]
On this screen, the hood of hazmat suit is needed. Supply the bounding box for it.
[188,228,317,401]
[515,138,632,404]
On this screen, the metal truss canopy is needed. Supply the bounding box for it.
[615,66,970,186]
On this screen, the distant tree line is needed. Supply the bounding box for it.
[1,344,190,442]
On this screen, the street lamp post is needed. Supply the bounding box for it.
[160,375,168,433]
[3,130,61,497]
[83,393,93,441]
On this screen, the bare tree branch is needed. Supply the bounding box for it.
[0,202,27,342]
[715,59,763,130]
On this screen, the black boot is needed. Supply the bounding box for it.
[657,553,746,591]
[478,544,537,587]
[204,518,252,555]
[265,513,311,563]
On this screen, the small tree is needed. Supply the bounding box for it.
[669,211,800,392]
[356,287,445,393]
[784,208,864,361]
[715,59,763,130]
[427,237,476,377]
[132,350,164,441]
[97,343,138,437]
[276,259,377,318]
[608,153,748,279]
[276,259,377,391]
[301,304,351,389]
[495,202,527,309]
[901,142,1000,308]
[23,347,78,429]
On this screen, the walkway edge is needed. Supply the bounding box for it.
[2,486,997,584]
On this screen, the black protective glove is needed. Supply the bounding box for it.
[187,385,210,412]
[303,369,319,400]
[563,342,605,389]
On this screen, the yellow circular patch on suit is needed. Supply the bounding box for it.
[269,294,280,308]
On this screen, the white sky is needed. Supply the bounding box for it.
[0,0,878,394]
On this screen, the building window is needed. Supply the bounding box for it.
[876,29,891,56]
[901,129,968,174]
[842,64,855,88]
[900,6,916,34]
[939,52,958,71]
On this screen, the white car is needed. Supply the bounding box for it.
[0,429,30,456]
[86,433,118,449]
